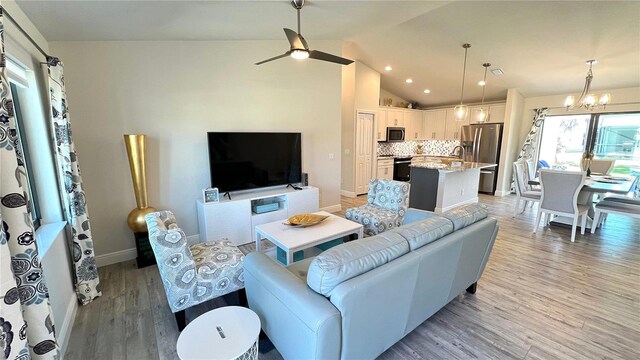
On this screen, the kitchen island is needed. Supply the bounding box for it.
[409,162,497,213]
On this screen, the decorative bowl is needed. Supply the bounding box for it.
[284,213,329,227]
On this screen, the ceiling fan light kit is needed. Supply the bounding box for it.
[564,60,611,111]
[255,0,353,66]
[453,43,471,122]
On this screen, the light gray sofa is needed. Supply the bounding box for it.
[244,203,498,360]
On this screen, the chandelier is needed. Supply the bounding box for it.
[564,60,611,111]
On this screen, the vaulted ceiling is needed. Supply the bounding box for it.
[16,0,640,107]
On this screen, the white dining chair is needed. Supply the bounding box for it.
[583,159,615,175]
[525,158,540,191]
[591,196,640,233]
[513,161,540,217]
[534,169,589,242]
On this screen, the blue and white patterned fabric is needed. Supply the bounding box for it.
[345,179,410,236]
[145,211,244,313]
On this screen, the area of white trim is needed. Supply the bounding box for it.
[340,190,357,198]
[435,197,479,213]
[95,247,137,267]
[58,295,78,357]
[494,190,511,197]
[35,221,67,260]
[320,204,342,213]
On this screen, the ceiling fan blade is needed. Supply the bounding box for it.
[283,28,306,50]
[308,50,354,65]
[255,51,291,65]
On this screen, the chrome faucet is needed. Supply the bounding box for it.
[450,145,465,161]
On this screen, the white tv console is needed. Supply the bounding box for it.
[196,186,319,246]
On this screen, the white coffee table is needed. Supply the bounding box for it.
[176,306,260,360]
[255,211,364,265]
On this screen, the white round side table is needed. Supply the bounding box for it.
[176,306,261,360]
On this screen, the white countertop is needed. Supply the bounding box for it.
[410,162,497,172]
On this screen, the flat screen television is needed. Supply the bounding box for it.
[207,132,302,193]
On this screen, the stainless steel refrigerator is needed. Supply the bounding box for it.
[460,123,503,195]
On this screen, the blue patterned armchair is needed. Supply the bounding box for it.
[145,211,245,330]
[345,179,411,236]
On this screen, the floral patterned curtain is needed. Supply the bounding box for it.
[0,11,60,359]
[46,57,101,305]
[510,108,548,192]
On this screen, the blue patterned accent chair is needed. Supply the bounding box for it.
[345,179,411,236]
[145,211,245,330]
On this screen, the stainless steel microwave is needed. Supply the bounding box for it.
[386,127,405,142]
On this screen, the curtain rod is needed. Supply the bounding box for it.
[1,6,49,59]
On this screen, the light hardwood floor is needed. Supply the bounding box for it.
[65,194,640,359]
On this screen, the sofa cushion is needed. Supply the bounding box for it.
[286,257,315,282]
[441,204,488,231]
[395,216,454,251]
[306,231,410,297]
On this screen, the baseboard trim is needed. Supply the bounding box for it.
[340,190,357,198]
[95,248,137,267]
[435,197,479,213]
[320,204,342,213]
[58,295,78,357]
[494,190,511,197]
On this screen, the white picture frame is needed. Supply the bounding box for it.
[203,187,219,203]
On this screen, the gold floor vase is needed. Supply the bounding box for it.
[124,134,157,232]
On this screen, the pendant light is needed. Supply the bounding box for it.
[454,43,471,122]
[477,62,491,123]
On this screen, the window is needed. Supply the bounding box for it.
[593,113,640,176]
[9,68,41,228]
[538,112,640,177]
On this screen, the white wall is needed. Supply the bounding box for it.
[49,40,343,259]
[340,60,380,195]
[495,89,524,196]
[380,88,407,107]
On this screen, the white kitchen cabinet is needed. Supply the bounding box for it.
[444,108,468,140]
[488,104,506,123]
[405,110,423,140]
[377,159,394,180]
[387,108,405,127]
[424,109,447,140]
[377,108,388,141]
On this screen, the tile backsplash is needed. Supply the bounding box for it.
[377,140,460,157]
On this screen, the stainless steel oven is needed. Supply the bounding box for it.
[393,157,412,181]
[386,127,405,142]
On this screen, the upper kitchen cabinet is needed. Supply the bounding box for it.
[444,108,469,140]
[423,109,446,140]
[377,108,388,141]
[387,108,405,127]
[488,104,506,123]
[405,110,423,140]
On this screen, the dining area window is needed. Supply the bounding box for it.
[538,112,640,177]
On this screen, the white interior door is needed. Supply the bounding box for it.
[355,112,374,195]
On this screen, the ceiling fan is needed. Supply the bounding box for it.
[255,0,353,66]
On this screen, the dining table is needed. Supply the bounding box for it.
[529,174,638,229]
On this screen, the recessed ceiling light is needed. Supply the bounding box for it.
[405,78,413,84]
[384,66,392,71]
[423,89,431,94]
[491,68,504,76]
[478,80,486,86]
